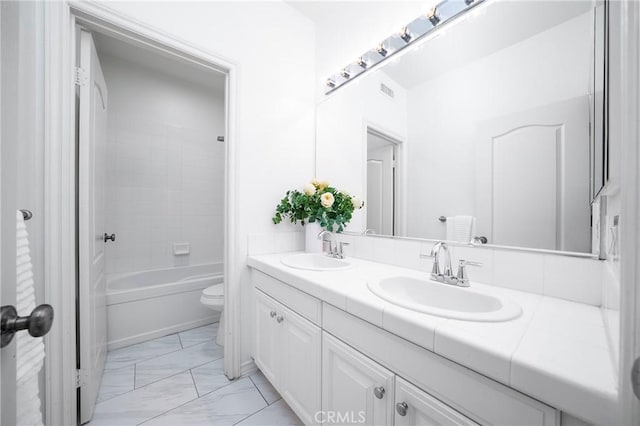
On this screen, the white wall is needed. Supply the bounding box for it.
[316,70,408,233]
[101,54,226,274]
[99,1,317,367]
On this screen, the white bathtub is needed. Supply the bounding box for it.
[106,263,223,350]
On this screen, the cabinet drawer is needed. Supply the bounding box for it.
[253,270,321,325]
[323,304,559,426]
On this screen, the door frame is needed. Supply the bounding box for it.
[616,0,640,424]
[43,2,240,424]
[364,123,406,237]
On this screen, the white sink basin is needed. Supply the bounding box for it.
[281,253,352,272]
[368,276,521,322]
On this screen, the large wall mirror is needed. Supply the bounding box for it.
[316,0,608,255]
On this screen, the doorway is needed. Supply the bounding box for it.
[366,129,400,236]
[75,26,228,424]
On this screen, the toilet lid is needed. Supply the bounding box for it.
[203,284,224,298]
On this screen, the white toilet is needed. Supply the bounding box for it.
[200,283,225,346]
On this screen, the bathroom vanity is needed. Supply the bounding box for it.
[248,253,617,426]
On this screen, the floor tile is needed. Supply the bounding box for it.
[90,371,198,426]
[135,340,223,388]
[250,370,281,404]
[190,358,233,396]
[105,334,182,371]
[179,323,218,348]
[97,365,135,403]
[236,399,303,425]
[141,377,266,426]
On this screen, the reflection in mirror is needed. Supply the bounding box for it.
[316,0,607,255]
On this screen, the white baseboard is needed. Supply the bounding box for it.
[240,358,258,378]
[107,315,219,350]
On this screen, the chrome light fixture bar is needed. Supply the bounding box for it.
[324,0,485,94]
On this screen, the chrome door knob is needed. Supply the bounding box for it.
[276,316,284,323]
[103,233,116,242]
[373,386,385,399]
[270,311,277,318]
[1,304,54,348]
[396,402,408,416]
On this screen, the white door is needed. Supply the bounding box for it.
[322,332,395,426]
[367,132,396,235]
[394,377,478,426]
[1,2,47,424]
[278,302,321,426]
[0,4,19,422]
[254,290,279,386]
[78,29,108,424]
[475,97,590,251]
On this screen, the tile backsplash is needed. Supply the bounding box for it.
[324,233,604,307]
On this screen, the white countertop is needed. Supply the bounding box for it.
[248,252,618,425]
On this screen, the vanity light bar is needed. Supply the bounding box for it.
[324,0,485,94]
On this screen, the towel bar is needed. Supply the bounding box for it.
[438,216,447,223]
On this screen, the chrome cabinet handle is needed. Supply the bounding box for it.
[276,316,284,323]
[396,402,408,416]
[373,386,385,399]
[103,233,116,242]
[270,311,277,318]
[1,304,54,348]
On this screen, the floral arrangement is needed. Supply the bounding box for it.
[272,179,364,233]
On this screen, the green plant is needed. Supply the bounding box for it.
[272,180,364,233]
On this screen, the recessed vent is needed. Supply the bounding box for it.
[380,83,394,98]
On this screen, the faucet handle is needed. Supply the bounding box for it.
[337,242,350,258]
[456,259,482,287]
[459,260,483,268]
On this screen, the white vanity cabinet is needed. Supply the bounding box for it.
[254,289,321,425]
[252,269,559,426]
[323,331,477,426]
[322,332,395,425]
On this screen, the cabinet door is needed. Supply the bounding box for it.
[254,290,279,387]
[278,302,322,425]
[322,332,395,426]
[395,377,478,426]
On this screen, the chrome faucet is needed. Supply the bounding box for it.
[419,241,482,287]
[317,231,350,259]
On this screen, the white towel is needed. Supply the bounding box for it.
[446,215,476,243]
[15,210,44,426]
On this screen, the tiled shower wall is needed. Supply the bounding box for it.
[102,54,225,274]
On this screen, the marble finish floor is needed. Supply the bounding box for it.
[90,323,302,426]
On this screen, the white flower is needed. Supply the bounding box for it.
[303,183,316,196]
[316,180,329,191]
[320,192,335,208]
[340,189,350,197]
[352,196,364,209]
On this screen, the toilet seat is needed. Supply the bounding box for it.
[200,283,224,308]
[202,283,224,299]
